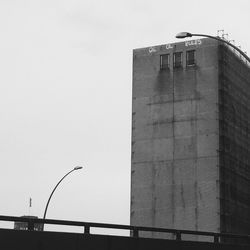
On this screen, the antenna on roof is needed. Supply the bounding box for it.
[217,30,249,65]
[222,33,229,41]
[217,29,224,38]
[28,197,32,215]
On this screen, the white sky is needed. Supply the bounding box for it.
[0,0,250,234]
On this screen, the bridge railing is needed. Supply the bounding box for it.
[0,215,249,244]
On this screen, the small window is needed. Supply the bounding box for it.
[186,50,196,66]
[173,52,182,68]
[160,54,170,70]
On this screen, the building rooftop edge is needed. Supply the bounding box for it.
[133,37,217,53]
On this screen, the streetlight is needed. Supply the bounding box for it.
[43,166,83,221]
[175,32,250,63]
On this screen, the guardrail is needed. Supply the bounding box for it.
[1,215,250,244]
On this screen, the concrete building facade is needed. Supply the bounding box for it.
[130,38,250,237]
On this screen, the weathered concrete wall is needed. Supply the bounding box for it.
[219,45,250,235]
[131,39,220,238]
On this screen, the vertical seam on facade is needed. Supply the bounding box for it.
[172,63,175,228]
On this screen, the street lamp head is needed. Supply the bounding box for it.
[176,32,193,39]
[74,166,83,170]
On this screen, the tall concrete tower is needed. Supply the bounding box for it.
[131,38,250,237]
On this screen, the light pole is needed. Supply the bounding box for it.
[175,32,250,63]
[43,166,83,221]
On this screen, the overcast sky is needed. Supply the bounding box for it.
[0,0,250,234]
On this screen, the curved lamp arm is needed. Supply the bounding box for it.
[43,166,83,220]
[176,32,250,63]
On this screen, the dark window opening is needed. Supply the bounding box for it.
[186,50,196,66]
[173,52,182,68]
[160,54,170,70]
